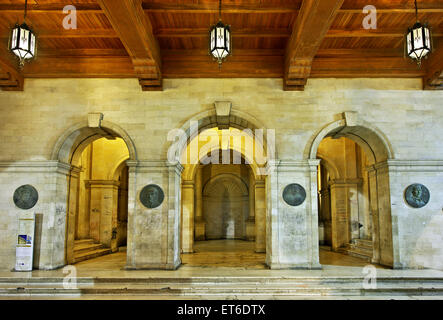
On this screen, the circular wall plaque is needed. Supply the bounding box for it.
[282,183,306,206]
[404,183,430,208]
[140,184,164,209]
[13,185,38,210]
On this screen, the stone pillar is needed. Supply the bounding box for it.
[367,165,380,265]
[246,170,256,241]
[66,166,81,265]
[329,178,361,250]
[194,166,205,240]
[374,161,393,267]
[126,160,182,270]
[181,180,194,253]
[85,180,120,251]
[265,160,321,269]
[254,180,266,252]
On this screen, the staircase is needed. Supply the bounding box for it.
[338,239,373,262]
[1,275,443,299]
[74,239,112,263]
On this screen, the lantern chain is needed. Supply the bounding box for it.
[24,0,28,22]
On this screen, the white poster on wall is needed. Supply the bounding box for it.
[15,213,35,271]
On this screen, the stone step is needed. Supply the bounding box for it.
[353,239,373,249]
[346,249,372,262]
[74,239,95,246]
[2,276,443,285]
[74,243,106,255]
[2,281,443,297]
[74,248,112,263]
[349,244,373,255]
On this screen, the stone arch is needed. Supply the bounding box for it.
[111,155,131,180]
[166,108,275,174]
[307,112,396,268]
[203,173,249,197]
[305,112,394,163]
[53,119,137,265]
[52,120,137,165]
[316,152,340,180]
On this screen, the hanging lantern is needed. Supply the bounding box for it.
[10,23,37,66]
[9,0,37,67]
[405,0,432,66]
[209,0,231,66]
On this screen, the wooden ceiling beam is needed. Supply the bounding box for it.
[19,55,423,79]
[1,2,442,14]
[97,0,162,91]
[1,27,442,40]
[423,43,443,90]
[0,47,24,91]
[284,0,344,91]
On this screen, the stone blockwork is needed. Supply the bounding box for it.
[0,78,442,271]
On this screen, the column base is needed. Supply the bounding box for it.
[195,219,206,241]
[245,218,256,241]
[266,262,323,270]
[125,260,181,270]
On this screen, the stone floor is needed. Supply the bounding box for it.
[2,240,443,300]
[2,240,440,279]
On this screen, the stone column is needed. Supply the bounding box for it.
[181,180,194,253]
[367,165,380,265]
[85,180,120,251]
[329,178,361,250]
[125,160,182,270]
[265,160,321,269]
[66,166,81,265]
[194,166,206,240]
[254,180,266,252]
[245,169,256,241]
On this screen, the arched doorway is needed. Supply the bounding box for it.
[52,119,137,265]
[308,113,395,268]
[177,124,270,268]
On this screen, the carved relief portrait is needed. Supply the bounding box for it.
[282,183,306,207]
[404,184,430,208]
[140,184,164,209]
[13,185,38,210]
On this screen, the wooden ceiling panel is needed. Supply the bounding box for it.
[0,0,441,90]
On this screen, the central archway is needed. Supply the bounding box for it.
[171,109,273,268]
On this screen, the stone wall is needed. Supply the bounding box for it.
[0,78,442,270]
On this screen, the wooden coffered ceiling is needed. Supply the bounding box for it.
[0,0,442,91]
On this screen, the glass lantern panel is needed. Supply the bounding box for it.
[215,49,223,58]
[211,29,215,51]
[407,32,413,53]
[17,49,27,59]
[217,27,225,47]
[30,34,35,56]
[413,28,423,48]
[226,30,230,52]
[20,29,30,51]
[11,28,18,50]
[424,28,430,48]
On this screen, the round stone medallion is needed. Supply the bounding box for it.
[404,183,430,208]
[13,185,39,210]
[140,184,164,209]
[282,183,306,206]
